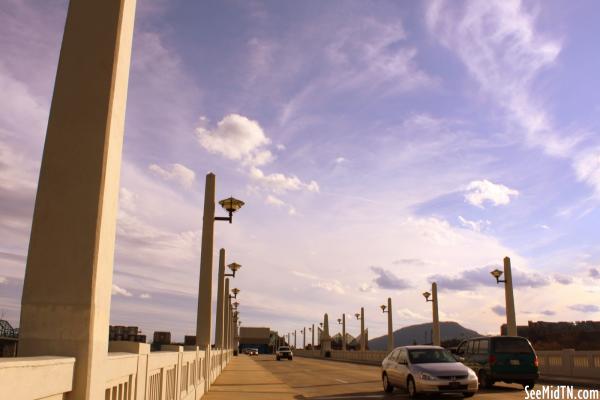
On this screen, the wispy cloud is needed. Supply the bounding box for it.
[112,284,133,297]
[458,216,490,233]
[491,305,505,316]
[569,304,600,313]
[148,163,195,189]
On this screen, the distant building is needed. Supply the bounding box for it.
[239,327,270,354]
[109,325,146,343]
[501,321,600,350]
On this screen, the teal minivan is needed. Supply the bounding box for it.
[454,336,539,389]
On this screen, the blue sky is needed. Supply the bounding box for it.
[1,0,600,341]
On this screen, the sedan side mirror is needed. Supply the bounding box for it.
[454,355,465,362]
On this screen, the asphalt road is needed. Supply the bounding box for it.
[254,354,533,400]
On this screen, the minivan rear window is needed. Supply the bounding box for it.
[493,338,533,353]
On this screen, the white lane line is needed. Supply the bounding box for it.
[334,378,349,383]
[312,396,385,399]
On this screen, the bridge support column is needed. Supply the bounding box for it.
[18,1,137,399]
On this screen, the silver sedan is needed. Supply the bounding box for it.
[382,345,478,398]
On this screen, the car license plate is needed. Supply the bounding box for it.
[449,382,460,388]
[510,359,520,365]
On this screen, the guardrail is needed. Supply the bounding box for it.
[295,348,600,380]
[0,342,233,400]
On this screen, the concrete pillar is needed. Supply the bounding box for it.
[196,173,216,347]
[224,278,230,349]
[320,314,332,356]
[294,330,297,349]
[387,297,394,351]
[311,324,315,349]
[342,314,346,351]
[215,249,225,349]
[17,1,136,399]
[360,307,365,351]
[303,327,306,349]
[432,282,441,346]
[504,257,517,336]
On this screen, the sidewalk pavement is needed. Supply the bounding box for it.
[539,375,600,389]
[202,356,297,400]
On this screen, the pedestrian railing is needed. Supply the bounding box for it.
[0,342,233,400]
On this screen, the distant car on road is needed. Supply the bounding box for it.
[381,345,478,398]
[247,348,259,356]
[276,346,293,361]
[454,336,539,389]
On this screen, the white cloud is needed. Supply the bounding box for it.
[397,308,428,322]
[148,163,195,189]
[458,216,490,233]
[359,283,375,293]
[0,276,7,284]
[249,166,319,194]
[196,114,272,166]
[140,293,151,299]
[112,284,132,297]
[335,157,347,164]
[464,179,519,208]
[573,149,600,196]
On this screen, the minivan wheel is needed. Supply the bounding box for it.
[382,373,394,393]
[478,370,493,389]
[407,376,418,398]
[522,381,535,390]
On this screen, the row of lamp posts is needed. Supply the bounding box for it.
[296,256,517,351]
[196,173,247,356]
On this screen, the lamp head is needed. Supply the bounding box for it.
[219,197,245,213]
[422,291,431,301]
[380,304,387,313]
[337,318,342,324]
[355,313,360,320]
[490,269,503,280]
[228,262,241,273]
[231,288,240,296]
[233,301,240,308]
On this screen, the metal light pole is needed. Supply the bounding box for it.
[355,307,365,351]
[381,297,394,351]
[423,283,441,346]
[491,257,517,336]
[311,324,315,349]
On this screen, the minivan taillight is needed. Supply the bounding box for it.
[488,355,496,365]
[534,355,539,368]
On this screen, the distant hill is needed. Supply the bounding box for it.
[368,321,481,350]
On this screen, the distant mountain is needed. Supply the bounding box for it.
[368,321,481,351]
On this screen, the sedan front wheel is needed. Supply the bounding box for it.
[382,373,394,393]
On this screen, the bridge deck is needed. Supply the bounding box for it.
[206,355,552,399]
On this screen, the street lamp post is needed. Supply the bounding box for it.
[310,324,315,349]
[303,327,306,349]
[196,173,244,348]
[381,297,394,351]
[337,315,346,351]
[491,257,517,336]
[355,307,365,351]
[423,282,441,346]
[216,251,243,350]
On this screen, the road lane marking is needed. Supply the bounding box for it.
[334,379,349,383]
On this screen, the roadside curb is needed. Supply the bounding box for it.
[538,376,600,389]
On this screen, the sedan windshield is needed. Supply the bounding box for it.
[279,347,290,351]
[408,349,456,364]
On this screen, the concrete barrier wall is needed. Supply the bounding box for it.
[0,342,233,400]
[295,348,600,379]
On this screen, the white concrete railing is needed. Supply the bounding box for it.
[0,342,233,400]
[296,349,600,380]
[537,349,600,380]
[0,356,75,400]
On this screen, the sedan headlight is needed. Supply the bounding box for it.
[419,372,436,381]
[467,368,477,379]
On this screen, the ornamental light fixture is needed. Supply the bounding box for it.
[355,313,361,320]
[423,291,432,302]
[226,262,242,278]
[380,304,388,313]
[230,287,240,299]
[490,268,505,284]
[215,197,245,224]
